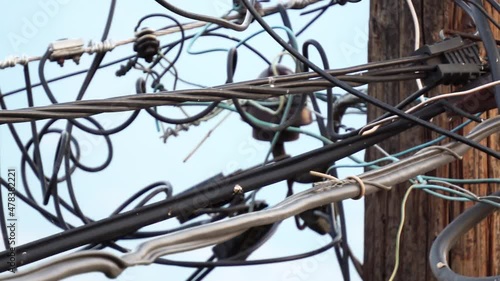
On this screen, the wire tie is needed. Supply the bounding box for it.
[347,175,365,200]
[415,145,462,160]
[360,124,381,136]
[309,170,338,181]
[436,262,446,269]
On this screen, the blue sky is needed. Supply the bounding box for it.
[0,1,369,280]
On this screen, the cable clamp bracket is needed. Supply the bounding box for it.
[49,38,85,66]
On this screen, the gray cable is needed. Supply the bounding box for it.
[429,191,500,281]
[153,0,254,31]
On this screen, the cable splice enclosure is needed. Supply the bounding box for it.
[414,36,483,86]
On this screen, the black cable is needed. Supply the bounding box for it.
[334,201,351,281]
[439,100,483,123]
[233,93,307,132]
[83,182,174,250]
[136,79,220,125]
[468,0,500,111]
[485,0,500,12]
[186,255,216,281]
[0,178,75,230]
[149,14,185,88]
[0,168,8,251]
[371,80,440,123]
[1,52,425,100]
[302,39,335,138]
[155,236,341,267]
[301,0,362,15]
[134,187,171,208]
[68,117,113,173]
[23,65,48,199]
[226,47,238,84]
[302,42,358,277]
[308,92,328,137]
[34,0,117,223]
[0,98,67,226]
[20,127,79,203]
[120,219,215,239]
[134,13,180,31]
[241,0,500,160]
[0,101,446,271]
[429,191,500,281]
[101,0,116,41]
[63,140,91,225]
[37,4,116,206]
[466,0,500,30]
[44,131,69,204]
[191,267,214,281]
[296,2,332,37]
[111,182,173,216]
[277,3,294,64]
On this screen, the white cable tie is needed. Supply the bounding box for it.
[0,55,29,69]
[87,39,116,54]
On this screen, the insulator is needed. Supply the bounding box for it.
[133,28,159,63]
[244,64,312,143]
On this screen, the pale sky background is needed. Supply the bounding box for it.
[0,1,369,280]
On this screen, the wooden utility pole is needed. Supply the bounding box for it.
[364,1,499,281]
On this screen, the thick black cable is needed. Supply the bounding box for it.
[429,191,500,281]
[241,0,500,160]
